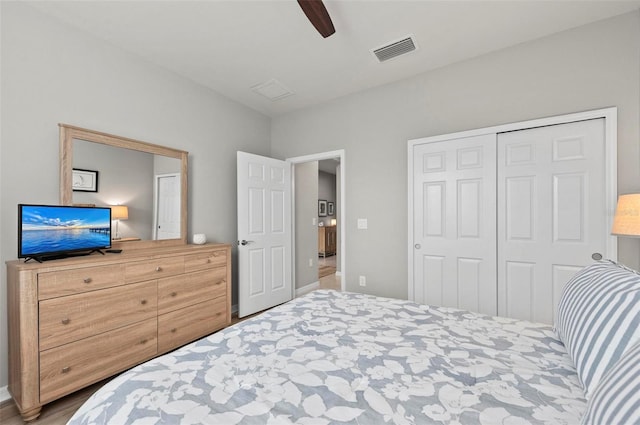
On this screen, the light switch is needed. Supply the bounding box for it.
[357,218,368,229]
[312,217,317,225]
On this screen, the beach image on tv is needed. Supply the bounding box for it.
[21,206,111,255]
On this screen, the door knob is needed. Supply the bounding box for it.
[414,244,421,249]
[592,252,603,260]
[239,240,254,246]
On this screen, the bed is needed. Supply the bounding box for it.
[68,261,640,425]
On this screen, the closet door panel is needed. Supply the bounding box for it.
[412,134,497,315]
[505,261,535,321]
[505,176,536,241]
[497,118,606,324]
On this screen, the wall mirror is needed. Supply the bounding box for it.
[60,124,188,248]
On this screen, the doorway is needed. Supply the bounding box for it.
[288,150,346,295]
[317,160,340,290]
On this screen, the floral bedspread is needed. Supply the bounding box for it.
[68,290,585,424]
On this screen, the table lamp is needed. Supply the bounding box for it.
[110,205,129,240]
[612,194,640,237]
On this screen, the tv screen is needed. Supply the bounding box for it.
[19,204,112,260]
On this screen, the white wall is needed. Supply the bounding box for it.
[271,11,640,298]
[0,3,270,389]
[294,162,319,289]
[318,171,336,226]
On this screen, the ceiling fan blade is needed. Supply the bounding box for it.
[297,0,335,38]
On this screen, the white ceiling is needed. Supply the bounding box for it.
[27,0,640,117]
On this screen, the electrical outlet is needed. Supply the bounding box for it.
[357,218,368,229]
[359,275,366,286]
[309,258,313,267]
[312,217,317,225]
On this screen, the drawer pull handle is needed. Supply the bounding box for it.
[171,292,177,297]
[207,259,211,263]
[83,278,92,284]
[140,339,148,345]
[61,318,70,325]
[61,366,71,374]
[155,266,163,272]
[171,328,177,333]
[141,299,148,305]
[215,281,222,285]
[216,312,223,316]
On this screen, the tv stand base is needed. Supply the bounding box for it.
[24,249,105,263]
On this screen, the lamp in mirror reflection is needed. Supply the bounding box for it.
[110,205,129,240]
[330,218,337,226]
[612,194,640,237]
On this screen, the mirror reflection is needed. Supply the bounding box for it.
[72,139,182,241]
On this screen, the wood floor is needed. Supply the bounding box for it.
[0,380,106,425]
[318,252,337,278]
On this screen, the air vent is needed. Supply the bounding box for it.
[251,79,294,101]
[372,36,417,62]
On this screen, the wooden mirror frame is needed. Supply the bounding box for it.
[60,123,188,248]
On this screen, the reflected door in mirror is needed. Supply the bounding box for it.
[155,173,181,240]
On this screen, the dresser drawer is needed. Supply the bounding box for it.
[38,264,125,300]
[125,256,184,283]
[158,268,226,315]
[184,250,226,272]
[40,318,157,404]
[39,281,157,351]
[158,297,227,354]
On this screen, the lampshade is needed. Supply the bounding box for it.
[110,205,129,220]
[330,218,337,226]
[612,194,640,237]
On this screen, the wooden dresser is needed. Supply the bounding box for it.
[318,226,337,257]
[7,244,231,421]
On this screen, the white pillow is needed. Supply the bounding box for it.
[581,341,640,424]
[555,260,640,397]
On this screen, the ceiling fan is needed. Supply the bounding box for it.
[297,0,335,38]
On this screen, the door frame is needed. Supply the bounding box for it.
[287,150,346,294]
[407,107,618,302]
[153,172,181,240]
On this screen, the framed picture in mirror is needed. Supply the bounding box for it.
[328,202,335,216]
[72,168,99,192]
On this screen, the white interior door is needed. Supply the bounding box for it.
[412,134,497,315]
[237,151,292,317]
[497,118,606,323]
[155,173,181,240]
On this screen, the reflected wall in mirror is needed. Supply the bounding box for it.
[60,124,188,248]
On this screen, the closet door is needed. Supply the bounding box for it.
[412,134,497,315]
[497,118,606,323]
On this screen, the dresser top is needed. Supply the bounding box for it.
[6,243,231,272]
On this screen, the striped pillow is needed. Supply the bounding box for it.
[555,260,640,397]
[581,341,640,424]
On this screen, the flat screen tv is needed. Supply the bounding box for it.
[19,204,112,262]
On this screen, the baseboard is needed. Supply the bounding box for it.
[0,386,10,403]
[296,281,319,297]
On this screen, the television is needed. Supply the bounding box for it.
[19,204,112,262]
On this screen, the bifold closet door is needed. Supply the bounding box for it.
[412,134,497,315]
[497,118,606,323]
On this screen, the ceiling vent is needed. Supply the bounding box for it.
[251,79,294,102]
[372,36,417,62]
